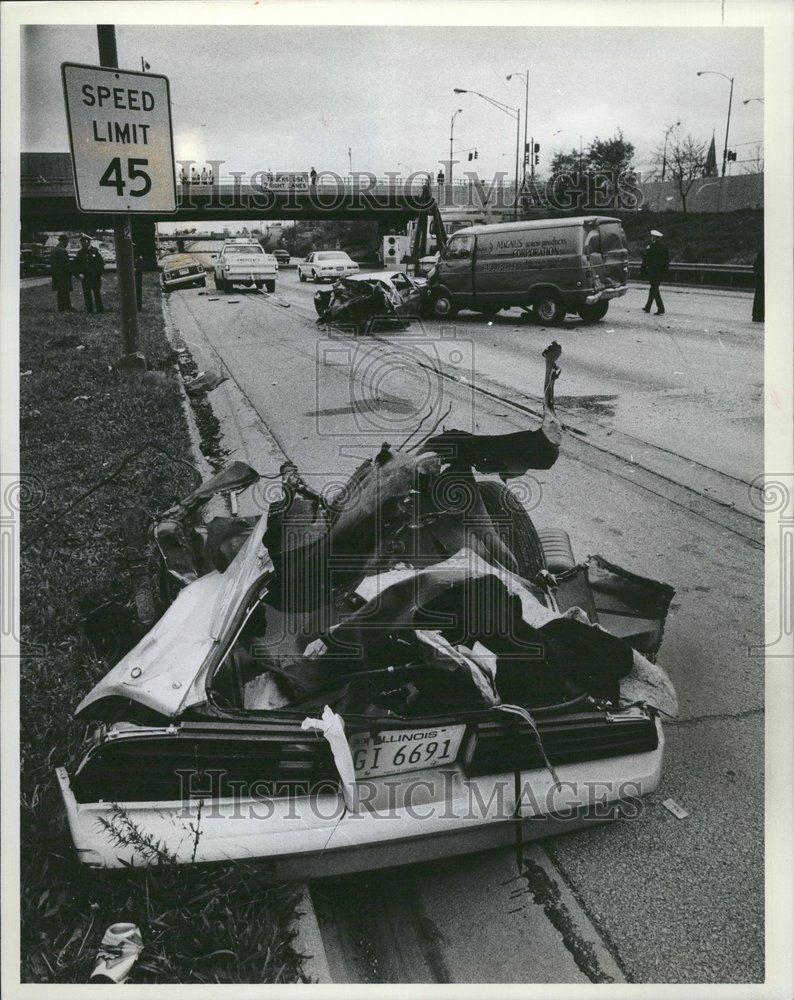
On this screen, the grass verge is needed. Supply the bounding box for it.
[19,274,303,984]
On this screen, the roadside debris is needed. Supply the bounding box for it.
[48,334,85,350]
[184,369,228,396]
[662,798,689,820]
[90,923,143,984]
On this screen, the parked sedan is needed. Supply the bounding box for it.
[298,250,359,283]
[159,253,207,291]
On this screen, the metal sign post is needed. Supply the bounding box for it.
[61,25,178,369]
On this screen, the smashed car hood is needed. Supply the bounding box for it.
[76,512,274,720]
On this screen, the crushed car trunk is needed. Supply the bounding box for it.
[60,341,678,872]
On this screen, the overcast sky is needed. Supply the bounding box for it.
[22,24,763,181]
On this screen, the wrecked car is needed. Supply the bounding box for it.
[314,270,428,334]
[57,342,677,878]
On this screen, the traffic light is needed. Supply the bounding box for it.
[533,142,540,166]
[468,152,473,161]
[474,150,478,159]
[727,150,737,162]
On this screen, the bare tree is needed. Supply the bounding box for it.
[741,143,764,175]
[666,134,707,216]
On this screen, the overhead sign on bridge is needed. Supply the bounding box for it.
[258,172,309,191]
[61,62,177,213]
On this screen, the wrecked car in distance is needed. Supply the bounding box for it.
[314,270,428,334]
[57,342,677,879]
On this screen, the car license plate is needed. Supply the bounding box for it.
[349,725,466,778]
[178,267,190,275]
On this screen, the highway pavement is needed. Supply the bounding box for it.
[164,270,764,983]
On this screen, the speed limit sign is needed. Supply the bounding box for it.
[61,62,177,213]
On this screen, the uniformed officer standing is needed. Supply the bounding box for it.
[640,229,670,315]
[50,234,74,312]
[73,236,105,313]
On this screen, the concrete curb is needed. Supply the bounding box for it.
[159,291,333,984]
[291,886,333,984]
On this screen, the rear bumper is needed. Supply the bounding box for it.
[223,271,276,284]
[56,719,664,878]
[584,284,628,305]
[161,272,204,289]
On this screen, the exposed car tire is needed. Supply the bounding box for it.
[298,270,307,282]
[578,300,609,322]
[431,292,458,319]
[265,280,276,293]
[255,282,264,290]
[532,293,565,326]
[311,269,317,282]
[478,480,547,581]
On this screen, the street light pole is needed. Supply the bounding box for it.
[697,70,735,177]
[449,108,462,187]
[723,76,734,176]
[507,71,529,187]
[454,87,520,215]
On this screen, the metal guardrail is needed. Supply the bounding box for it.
[628,260,755,289]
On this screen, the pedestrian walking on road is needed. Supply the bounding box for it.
[640,229,669,315]
[752,248,764,322]
[50,234,74,312]
[73,236,105,313]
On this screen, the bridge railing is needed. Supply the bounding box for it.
[22,173,521,208]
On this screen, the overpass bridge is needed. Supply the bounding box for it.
[20,153,529,264]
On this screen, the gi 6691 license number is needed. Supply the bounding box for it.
[348,725,466,779]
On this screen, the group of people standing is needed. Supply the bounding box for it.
[178,165,214,186]
[50,234,105,314]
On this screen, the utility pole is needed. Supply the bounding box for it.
[97,24,145,369]
[722,76,734,176]
[515,109,520,216]
[449,108,462,188]
[522,74,528,187]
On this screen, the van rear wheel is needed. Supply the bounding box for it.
[432,293,458,319]
[532,293,565,326]
[578,301,609,322]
